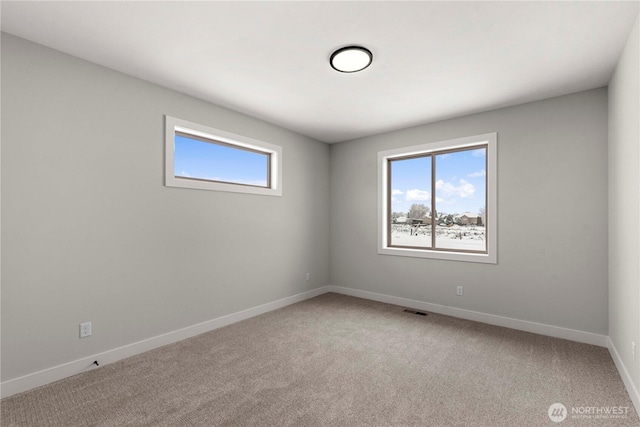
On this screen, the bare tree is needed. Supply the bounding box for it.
[479,207,486,227]
[408,204,429,220]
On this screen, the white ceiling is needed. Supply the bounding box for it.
[1,1,638,143]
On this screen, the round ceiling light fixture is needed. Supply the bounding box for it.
[330,46,373,73]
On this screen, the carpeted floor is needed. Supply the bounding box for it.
[1,293,638,426]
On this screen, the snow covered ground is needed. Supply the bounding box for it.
[390,224,486,251]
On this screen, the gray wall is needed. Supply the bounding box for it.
[1,34,331,381]
[609,14,640,398]
[330,88,609,335]
[1,26,630,389]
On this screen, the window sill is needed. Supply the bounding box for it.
[378,246,496,264]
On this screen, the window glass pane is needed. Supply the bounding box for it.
[389,156,432,248]
[434,147,486,251]
[174,134,269,188]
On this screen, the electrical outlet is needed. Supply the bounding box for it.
[456,286,464,296]
[80,322,92,338]
[632,341,636,361]
[306,273,310,281]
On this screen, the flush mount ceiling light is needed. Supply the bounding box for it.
[330,46,373,73]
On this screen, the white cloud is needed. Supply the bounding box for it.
[471,149,486,157]
[436,179,475,198]
[467,170,486,178]
[391,189,405,204]
[436,197,456,206]
[406,189,430,202]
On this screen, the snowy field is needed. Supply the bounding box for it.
[391,224,486,251]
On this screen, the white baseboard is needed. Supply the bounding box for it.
[328,286,609,347]
[0,285,619,401]
[0,286,330,399]
[608,338,640,415]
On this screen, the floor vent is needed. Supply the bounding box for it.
[403,309,427,316]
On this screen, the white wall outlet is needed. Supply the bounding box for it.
[80,322,92,338]
[632,341,636,361]
[456,286,464,296]
[306,273,310,281]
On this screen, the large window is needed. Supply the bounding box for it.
[165,116,282,196]
[378,133,497,263]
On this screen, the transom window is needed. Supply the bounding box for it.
[165,116,282,196]
[378,133,497,263]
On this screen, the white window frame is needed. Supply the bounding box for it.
[165,115,282,196]
[378,132,497,264]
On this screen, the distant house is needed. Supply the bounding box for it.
[456,213,481,225]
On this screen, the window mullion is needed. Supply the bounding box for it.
[387,159,392,247]
[431,154,436,249]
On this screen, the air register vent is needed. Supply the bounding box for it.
[403,309,428,316]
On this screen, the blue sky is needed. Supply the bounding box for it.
[391,148,486,216]
[174,135,269,187]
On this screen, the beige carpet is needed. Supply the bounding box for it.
[1,293,638,426]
